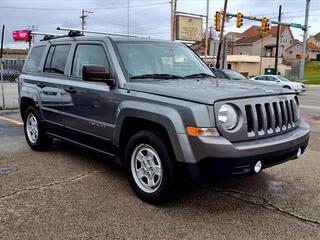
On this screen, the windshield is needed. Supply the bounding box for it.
[115,41,214,81]
[222,70,247,80]
[277,76,290,82]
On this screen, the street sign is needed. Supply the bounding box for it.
[12,30,30,41]
[176,15,202,41]
[290,23,303,29]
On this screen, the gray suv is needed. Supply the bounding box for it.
[19,32,310,204]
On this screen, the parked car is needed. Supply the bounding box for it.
[213,69,248,80]
[0,69,20,82]
[250,75,306,93]
[19,32,310,204]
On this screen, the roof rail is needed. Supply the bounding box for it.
[56,27,148,38]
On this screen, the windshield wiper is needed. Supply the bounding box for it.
[130,74,184,80]
[184,73,215,79]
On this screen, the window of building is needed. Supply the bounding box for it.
[44,45,71,74]
[24,46,45,73]
[72,44,110,78]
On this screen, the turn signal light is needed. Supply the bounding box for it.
[186,127,219,137]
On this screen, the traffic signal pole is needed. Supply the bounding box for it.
[226,13,302,29]
[275,5,282,75]
[216,0,228,69]
[0,25,5,109]
[204,0,209,62]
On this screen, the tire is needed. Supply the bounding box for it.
[23,106,52,150]
[125,130,176,204]
[283,86,291,89]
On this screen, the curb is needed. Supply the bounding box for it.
[0,108,20,114]
[306,85,320,91]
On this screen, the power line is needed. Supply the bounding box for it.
[0,2,170,11]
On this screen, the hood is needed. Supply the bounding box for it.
[124,79,294,105]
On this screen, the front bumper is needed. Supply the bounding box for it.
[178,121,310,181]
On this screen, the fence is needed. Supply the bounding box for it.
[0,58,24,109]
[1,58,24,82]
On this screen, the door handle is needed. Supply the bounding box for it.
[36,82,46,88]
[64,87,77,94]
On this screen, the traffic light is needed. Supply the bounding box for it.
[261,17,270,32]
[236,13,243,28]
[214,11,221,32]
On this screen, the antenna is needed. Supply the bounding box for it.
[57,27,148,38]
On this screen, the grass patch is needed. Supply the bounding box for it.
[304,61,320,84]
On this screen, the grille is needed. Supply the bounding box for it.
[245,98,298,138]
[215,94,300,142]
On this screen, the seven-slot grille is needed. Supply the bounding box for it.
[245,97,299,138]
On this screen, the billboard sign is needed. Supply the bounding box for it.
[13,30,30,42]
[176,15,202,41]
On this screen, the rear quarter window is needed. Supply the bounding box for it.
[44,45,71,74]
[24,46,46,73]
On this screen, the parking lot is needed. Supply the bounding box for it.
[0,88,320,239]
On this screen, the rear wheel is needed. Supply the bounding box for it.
[125,130,176,204]
[23,106,52,150]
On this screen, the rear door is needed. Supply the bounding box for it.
[60,42,119,154]
[21,44,70,134]
[39,44,72,132]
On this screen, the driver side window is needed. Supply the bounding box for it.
[72,44,110,78]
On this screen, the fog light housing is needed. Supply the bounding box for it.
[296,148,302,158]
[254,161,262,173]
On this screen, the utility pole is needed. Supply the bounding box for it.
[80,10,94,31]
[222,36,228,69]
[204,0,209,62]
[216,0,228,68]
[172,0,177,41]
[275,5,282,75]
[0,25,5,109]
[171,0,174,41]
[299,0,311,80]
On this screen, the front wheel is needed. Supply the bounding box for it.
[125,130,176,204]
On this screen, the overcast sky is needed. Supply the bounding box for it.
[1,0,319,48]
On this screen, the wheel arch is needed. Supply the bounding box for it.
[20,97,36,119]
[113,102,191,165]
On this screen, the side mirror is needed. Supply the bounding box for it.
[82,64,115,87]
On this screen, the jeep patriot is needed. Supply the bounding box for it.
[19,31,310,204]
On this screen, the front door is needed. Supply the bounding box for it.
[61,43,119,154]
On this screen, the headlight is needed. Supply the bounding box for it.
[218,104,239,130]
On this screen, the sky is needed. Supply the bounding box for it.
[0,0,320,49]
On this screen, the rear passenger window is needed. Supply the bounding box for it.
[24,46,45,73]
[44,45,71,74]
[72,45,109,78]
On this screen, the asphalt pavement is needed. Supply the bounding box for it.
[0,91,319,239]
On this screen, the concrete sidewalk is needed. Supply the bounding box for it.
[0,82,19,109]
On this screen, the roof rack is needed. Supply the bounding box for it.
[36,30,84,41]
[29,31,62,41]
[57,27,148,38]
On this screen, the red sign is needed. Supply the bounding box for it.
[12,30,30,41]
